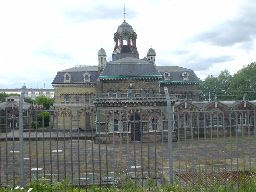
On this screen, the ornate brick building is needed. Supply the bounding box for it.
[52,19,200,140]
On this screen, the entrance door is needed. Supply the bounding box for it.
[130,113,141,141]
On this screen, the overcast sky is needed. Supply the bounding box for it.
[0,0,255,89]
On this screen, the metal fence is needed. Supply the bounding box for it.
[0,97,256,190]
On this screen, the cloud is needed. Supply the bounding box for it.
[185,55,234,71]
[34,48,73,62]
[194,1,256,47]
[65,5,137,22]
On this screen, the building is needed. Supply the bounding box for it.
[0,88,54,99]
[0,96,31,132]
[52,19,200,141]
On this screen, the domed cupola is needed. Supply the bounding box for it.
[112,20,139,61]
[147,48,156,64]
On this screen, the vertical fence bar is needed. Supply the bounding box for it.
[84,111,88,188]
[190,112,194,187]
[140,109,144,187]
[247,111,251,172]
[63,112,67,182]
[49,112,53,183]
[177,112,181,186]
[5,108,9,186]
[105,110,109,187]
[160,110,164,185]
[164,87,174,184]
[35,111,39,181]
[42,113,46,179]
[97,108,102,188]
[112,109,115,186]
[203,112,208,189]
[69,112,74,186]
[229,112,233,174]
[18,87,25,187]
[235,112,239,175]
[0,113,1,186]
[28,111,32,183]
[222,112,227,188]
[11,104,15,188]
[76,111,81,189]
[91,110,95,185]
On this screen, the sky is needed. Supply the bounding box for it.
[0,0,255,89]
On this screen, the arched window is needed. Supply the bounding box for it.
[64,73,71,83]
[83,73,91,83]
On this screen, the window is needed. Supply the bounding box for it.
[64,95,70,103]
[64,73,71,83]
[152,118,158,130]
[182,72,189,80]
[208,113,223,127]
[83,73,91,83]
[75,95,80,103]
[114,119,119,131]
[164,72,171,80]
[85,94,90,103]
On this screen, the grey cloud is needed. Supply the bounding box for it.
[194,1,256,47]
[65,6,136,22]
[185,55,234,71]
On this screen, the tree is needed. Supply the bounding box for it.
[200,70,232,101]
[0,92,8,102]
[34,95,54,110]
[24,97,34,104]
[230,62,256,100]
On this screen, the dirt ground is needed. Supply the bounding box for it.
[0,131,255,187]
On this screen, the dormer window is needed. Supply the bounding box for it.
[64,73,71,83]
[182,72,189,80]
[83,73,91,83]
[164,72,171,80]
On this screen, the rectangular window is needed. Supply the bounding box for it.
[114,119,118,131]
[64,95,70,103]
[152,118,158,130]
[85,95,90,103]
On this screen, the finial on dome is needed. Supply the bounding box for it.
[123,4,126,22]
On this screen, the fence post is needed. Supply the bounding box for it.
[164,87,174,185]
[19,86,25,187]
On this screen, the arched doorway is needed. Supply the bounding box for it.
[130,112,141,141]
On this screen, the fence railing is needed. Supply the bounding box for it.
[0,95,256,190]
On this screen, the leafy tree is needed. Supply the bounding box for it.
[200,70,232,101]
[38,111,50,127]
[24,97,34,104]
[34,95,54,110]
[230,62,256,100]
[0,92,8,102]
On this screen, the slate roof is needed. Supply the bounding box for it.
[117,21,134,33]
[157,66,199,83]
[99,57,162,79]
[52,66,99,84]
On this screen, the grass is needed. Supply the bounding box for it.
[1,177,256,192]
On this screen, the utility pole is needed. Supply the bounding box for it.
[164,87,174,184]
